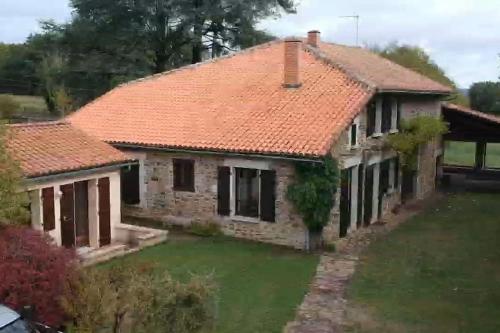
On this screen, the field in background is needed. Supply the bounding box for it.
[0,94,49,115]
[444,141,500,168]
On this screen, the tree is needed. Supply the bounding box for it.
[0,124,29,225]
[0,226,76,327]
[374,43,469,106]
[62,263,216,333]
[469,81,500,114]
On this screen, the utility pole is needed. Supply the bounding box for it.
[339,15,360,46]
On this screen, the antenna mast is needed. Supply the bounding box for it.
[339,15,360,46]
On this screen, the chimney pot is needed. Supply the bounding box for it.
[283,38,302,88]
[307,30,321,48]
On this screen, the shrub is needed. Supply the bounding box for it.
[387,116,448,170]
[62,263,217,333]
[287,156,339,233]
[188,222,222,237]
[0,226,76,327]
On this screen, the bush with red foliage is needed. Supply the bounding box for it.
[0,226,77,327]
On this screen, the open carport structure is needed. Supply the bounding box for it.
[442,103,500,187]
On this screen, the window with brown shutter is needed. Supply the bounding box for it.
[42,187,55,231]
[173,159,195,192]
[260,170,276,222]
[217,167,231,216]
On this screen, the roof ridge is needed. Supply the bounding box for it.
[68,39,284,121]
[320,41,452,92]
[304,43,376,91]
[117,39,283,88]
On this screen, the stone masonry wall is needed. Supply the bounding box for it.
[138,152,308,249]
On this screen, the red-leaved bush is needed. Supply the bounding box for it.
[0,226,76,327]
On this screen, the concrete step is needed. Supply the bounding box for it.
[80,243,128,266]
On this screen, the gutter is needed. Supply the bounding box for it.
[112,143,325,164]
[24,161,137,186]
[378,89,451,96]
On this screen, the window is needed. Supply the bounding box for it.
[173,159,194,191]
[350,123,358,147]
[218,167,276,222]
[235,168,259,217]
[381,96,392,133]
[366,100,376,137]
[394,157,400,188]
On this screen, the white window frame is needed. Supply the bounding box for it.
[390,97,399,134]
[224,159,271,223]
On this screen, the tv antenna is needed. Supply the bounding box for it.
[339,15,360,46]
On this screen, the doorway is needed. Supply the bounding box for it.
[60,181,90,248]
[339,168,352,238]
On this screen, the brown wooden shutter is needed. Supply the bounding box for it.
[260,170,276,222]
[217,167,230,216]
[42,187,55,231]
[98,177,111,247]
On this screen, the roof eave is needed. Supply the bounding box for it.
[377,88,452,96]
[112,143,326,163]
[23,160,137,186]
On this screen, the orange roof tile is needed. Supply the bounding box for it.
[316,42,453,94]
[68,39,449,158]
[6,122,133,178]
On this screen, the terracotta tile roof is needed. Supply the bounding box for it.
[69,41,374,158]
[316,42,453,94]
[443,103,500,125]
[68,39,450,158]
[6,122,133,178]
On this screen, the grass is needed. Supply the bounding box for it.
[104,236,318,333]
[0,94,48,115]
[444,141,500,168]
[346,193,500,333]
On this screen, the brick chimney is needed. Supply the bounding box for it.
[307,30,320,47]
[283,38,302,88]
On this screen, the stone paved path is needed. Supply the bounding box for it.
[284,196,441,333]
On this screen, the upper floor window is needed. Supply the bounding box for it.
[348,115,360,148]
[382,96,392,133]
[366,100,376,137]
[173,159,195,192]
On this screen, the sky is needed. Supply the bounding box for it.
[1,0,499,88]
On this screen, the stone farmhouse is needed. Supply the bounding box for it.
[65,31,452,250]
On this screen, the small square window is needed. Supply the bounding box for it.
[173,159,194,192]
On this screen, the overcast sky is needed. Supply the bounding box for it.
[1,0,499,88]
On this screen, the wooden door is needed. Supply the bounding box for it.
[98,177,111,247]
[74,181,89,247]
[364,165,374,226]
[339,168,352,238]
[42,187,55,232]
[60,184,75,248]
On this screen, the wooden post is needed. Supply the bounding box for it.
[475,141,487,170]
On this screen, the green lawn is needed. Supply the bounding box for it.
[105,236,318,333]
[346,193,500,333]
[444,141,500,168]
[0,94,48,115]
